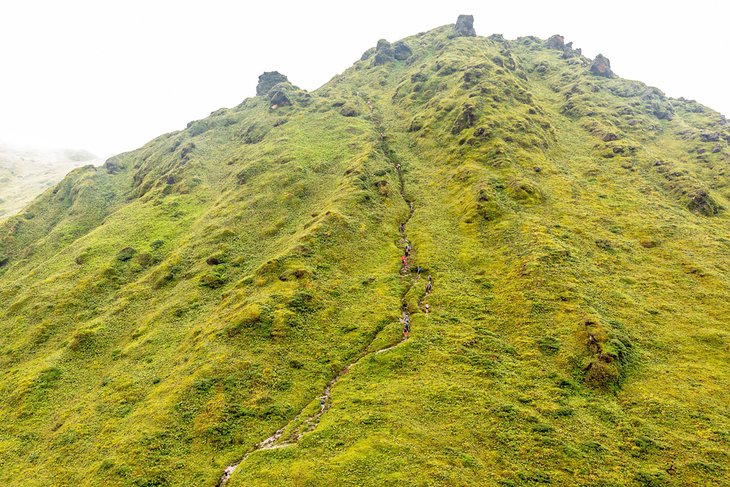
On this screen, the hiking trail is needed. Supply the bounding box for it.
[217,96,423,486]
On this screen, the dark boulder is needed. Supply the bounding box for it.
[256,71,288,96]
[393,41,413,60]
[453,15,476,37]
[590,54,614,77]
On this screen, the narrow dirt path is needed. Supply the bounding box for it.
[217,96,421,486]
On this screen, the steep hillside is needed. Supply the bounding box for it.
[0,145,97,219]
[0,16,728,486]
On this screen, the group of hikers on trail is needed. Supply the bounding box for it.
[397,227,434,338]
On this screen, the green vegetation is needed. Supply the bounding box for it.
[0,19,728,487]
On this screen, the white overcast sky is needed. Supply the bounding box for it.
[1,0,728,158]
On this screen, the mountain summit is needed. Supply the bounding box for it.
[0,16,728,486]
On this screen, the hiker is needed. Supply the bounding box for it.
[405,244,412,256]
[403,318,410,337]
[424,303,430,314]
[320,397,326,408]
[401,255,408,268]
[417,265,422,275]
[425,276,433,294]
[396,163,401,171]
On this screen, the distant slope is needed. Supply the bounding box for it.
[0,16,728,487]
[0,144,98,219]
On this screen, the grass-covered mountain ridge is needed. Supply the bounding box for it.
[0,15,728,486]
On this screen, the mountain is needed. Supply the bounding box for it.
[0,145,98,219]
[0,15,728,486]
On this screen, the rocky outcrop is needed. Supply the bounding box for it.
[546,35,582,59]
[373,39,394,65]
[256,71,288,96]
[546,34,565,50]
[452,15,476,37]
[562,42,582,59]
[590,54,614,77]
[372,39,412,65]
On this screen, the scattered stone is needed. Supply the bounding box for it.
[712,144,722,153]
[602,133,619,142]
[590,54,614,77]
[256,71,288,96]
[206,256,221,265]
[453,15,476,37]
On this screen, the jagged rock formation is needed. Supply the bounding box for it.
[255,71,288,96]
[546,34,582,59]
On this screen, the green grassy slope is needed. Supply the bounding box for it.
[1,20,728,487]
